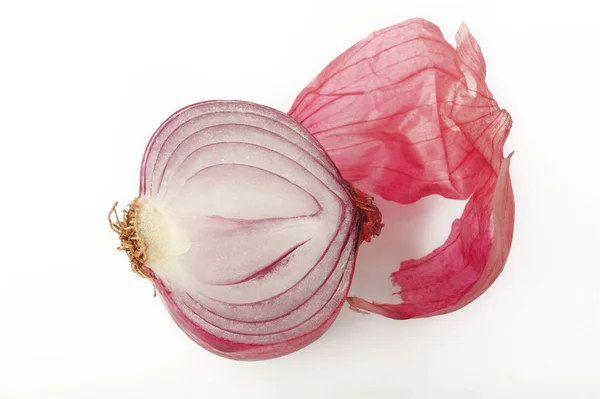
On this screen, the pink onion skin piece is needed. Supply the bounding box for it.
[289,18,515,318]
[347,155,514,319]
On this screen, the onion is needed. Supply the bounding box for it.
[110,17,514,360]
[110,100,382,360]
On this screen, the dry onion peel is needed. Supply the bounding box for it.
[289,18,515,319]
[111,101,382,360]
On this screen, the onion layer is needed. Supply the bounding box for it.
[111,100,380,360]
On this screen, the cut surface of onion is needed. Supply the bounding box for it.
[110,100,381,360]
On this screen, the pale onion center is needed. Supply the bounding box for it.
[136,198,191,271]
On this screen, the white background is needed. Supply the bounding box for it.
[1,0,599,398]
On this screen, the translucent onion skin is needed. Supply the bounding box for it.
[132,101,366,361]
[289,18,515,319]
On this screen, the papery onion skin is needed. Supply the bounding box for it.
[347,155,514,319]
[113,100,381,361]
[289,18,515,319]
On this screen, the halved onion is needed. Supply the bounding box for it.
[110,100,381,360]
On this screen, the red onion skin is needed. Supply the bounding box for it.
[347,155,514,318]
[290,18,515,319]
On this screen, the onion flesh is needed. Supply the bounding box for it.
[111,100,380,360]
